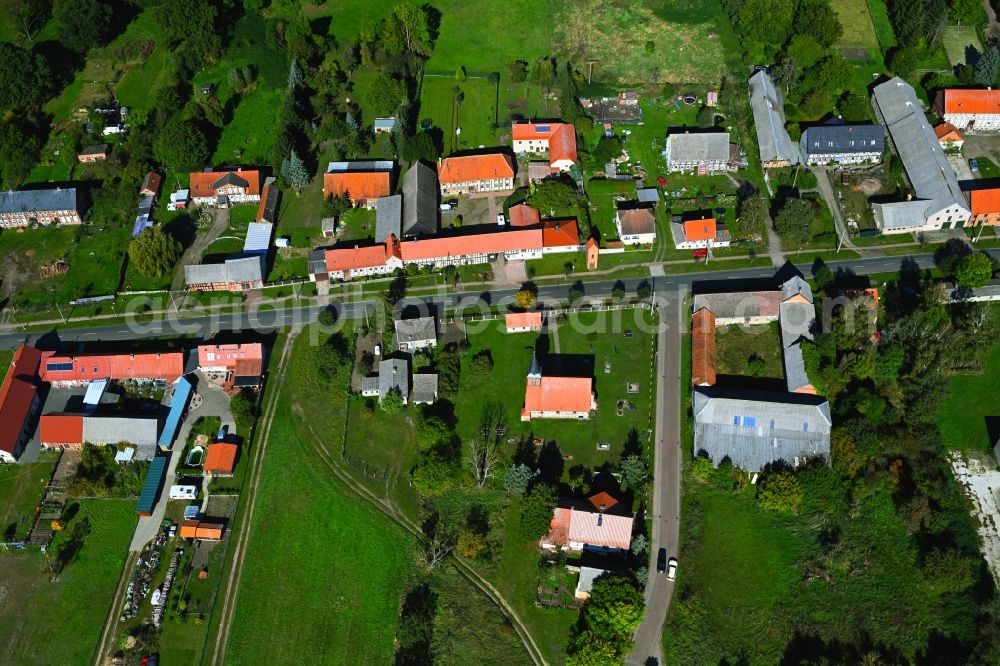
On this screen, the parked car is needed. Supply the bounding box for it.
[666,557,678,581]
[439,203,452,211]
[656,176,667,186]
[497,213,506,226]
[970,158,980,174]
[656,548,667,573]
[374,344,382,357]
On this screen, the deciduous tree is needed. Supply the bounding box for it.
[53,0,112,53]
[955,252,994,287]
[154,119,209,167]
[514,289,536,309]
[756,470,803,512]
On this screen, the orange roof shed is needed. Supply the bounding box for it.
[204,443,238,474]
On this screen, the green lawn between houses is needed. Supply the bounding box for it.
[0,499,136,665]
[715,322,785,380]
[938,302,1000,453]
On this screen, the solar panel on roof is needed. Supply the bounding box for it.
[535,125,550,132]
[47,362,73,372]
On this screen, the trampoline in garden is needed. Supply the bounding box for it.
[682,95,696,105]
[186,446,205,467]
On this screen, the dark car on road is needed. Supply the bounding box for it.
[656,548,667,573]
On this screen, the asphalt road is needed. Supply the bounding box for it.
[627,287,685,665]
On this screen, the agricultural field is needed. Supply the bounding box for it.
[0,499,135,665]
[419,75,499,153]
[0,452,57,542]
[938,304,1000,453]
[456,309,657,472]
[942,25,986,68]
[224,331,417,665]
[829,0,880,49]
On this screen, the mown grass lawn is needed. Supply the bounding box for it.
[715,322,784,380]
[0,451,57,541]
[225,330,416,666]
[0,499,135,665]
[829,0,880,49]
[938,303,1000,453]
[419,75,498,153]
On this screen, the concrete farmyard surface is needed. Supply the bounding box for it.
[949,451,1000,585]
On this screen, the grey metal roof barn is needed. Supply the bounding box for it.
[83,416,159,459]
[184,255,265,287]
[799,120,884,158]
[378,358,409,402]
[402,162,438,237]
[665,131,730,163]
[375,195,402,242]
[872,200,928,232]
[870,77,969,221]
[0,188,78,214]
[243,222,273,255]
[748,70,799,166]
[693,388,832,471]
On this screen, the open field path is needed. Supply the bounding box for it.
[209,328,299,666]
[93,551,140,665]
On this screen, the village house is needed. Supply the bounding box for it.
[798,119,884,166]
[669,214,731,250]
[0,346,43,463]
[870,78,970,233]
[969,187,1000,226]
[512,122,578,172]
[197,343,264,389]
[204,442,238,477]
[541,219,580,254]
[437,153,515,196]
[401,161,438,237]
[540,491,634,553]
[140,171,162,198]
[933,88,1000,132]
[615,204,656,245]
[78,144,110,163]
[664,130,732,174]
[508,203,541,227]
[0,188,82,228]
[184,255,266,292]
[934,123,965,150]
[748,69,799,168]
[190,168,262,207]
[521,354,595,421]
[411,373,438,405]
[323,160,395,209]
[394,316,437,351]
[505,311,543,333]
[361,358,410,404]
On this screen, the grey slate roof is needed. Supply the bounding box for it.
[376,195,402,242]
[783,342,812,393]
[394,316,436,346]
[0,188,78,214]
[185,255,265,287]
[308,249,328,276]
[872,200,928,231]
[411,373,438,404]
[799,120,884,157]
[361,375,379,394]
[402,162,438,237]
[665,131,730,163]
[378,358,409,401]
[693,388,832,471]
[870,77,969,220]
[748,70,799,165]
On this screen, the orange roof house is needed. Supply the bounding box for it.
[691,309,717,387]
[437,153,515,191]
[39,351,184,385]
[0,345,43,462]
[204,443,238,475]
[935,89,1000,115]
[522,355,595,420]
[683,217,716,243]
[512,122,578,171]
[934,122,964,145]
[323,170,392,204]
[509,203,541,227]
[505,311,543,333]
[189,169,262,201]
[197,343,263,371]
[180,520,224,540]
[970,187,1000,225]
[542,219,579,249]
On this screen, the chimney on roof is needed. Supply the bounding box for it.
[597,514,603,526]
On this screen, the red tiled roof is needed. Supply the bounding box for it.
[508,203,541,227]
[141,171,162,196]
[971,187,1000,214]
[512,122,578,166]
[524,376,593,414]
[617,207,655,235]
[189,169,261,198]
[39,414,84,444]
[325,244,389,273]
[691,309,717,387]
[683,217,716,242]
[197,343,263,370]
[941,89,1000,114]
[934,122,964,142]
[39,351,184,383]
[400,229,542,261]
[234,357,262,378]
[180,520,224,540]
[438,153,514,184]
[567,508,633,550]
[204,443,238,474]
[505,312,543,330]
[542,219,579,247]
[180,520,200,538]
[323,171,391,202]
[0,345,42,457]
